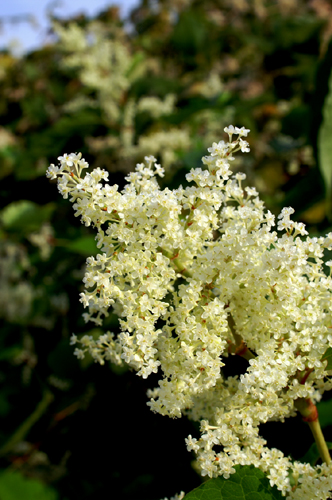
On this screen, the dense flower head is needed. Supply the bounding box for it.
[47,126,332,498]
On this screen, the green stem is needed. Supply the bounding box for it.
[172,256,192,278]
[0,390,54,457]
[308,419,331,465]
[295,398,331,464]
[158,248,192,278]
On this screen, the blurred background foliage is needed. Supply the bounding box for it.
[1,0,332,498]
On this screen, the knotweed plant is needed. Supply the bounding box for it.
[47,126,332,499]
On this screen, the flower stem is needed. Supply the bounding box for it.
[295,398,331,464]
[308,418,331,464]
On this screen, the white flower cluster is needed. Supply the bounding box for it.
[162,492,185,500]
[53,20,237,174]
[47,126,332,498]
[54,21,192,169]
[137,94,176,118]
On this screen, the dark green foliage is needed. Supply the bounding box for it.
[183,465,283,500]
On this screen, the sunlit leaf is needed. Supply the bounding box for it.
[1,201,54,234]
[183,465,283,500]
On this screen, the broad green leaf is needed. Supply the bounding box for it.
[299,441,332,466]
[0,201,54,234]
[318,66,332,218]
[0,470,58,500]
[183,465,283,500]
[321,347,332,370]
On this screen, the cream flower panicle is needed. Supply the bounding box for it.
[47,126,332,499]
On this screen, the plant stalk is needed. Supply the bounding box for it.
[295,397,331,464]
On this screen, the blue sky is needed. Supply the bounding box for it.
[0,0,140,54]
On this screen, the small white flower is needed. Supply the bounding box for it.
[239,138,250,153]
[46,164,61,179]
[70,334,78,345]
[74,348,85,360]
[235,126,250,137]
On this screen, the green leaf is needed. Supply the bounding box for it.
[0,470,58,500]
[57,236,98,256]
[318,66,332,218]
[126,51,145,79]
[183,465,283,500]
[0,201,54,234]
[317,398,332,428]
[321,347,332,370]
